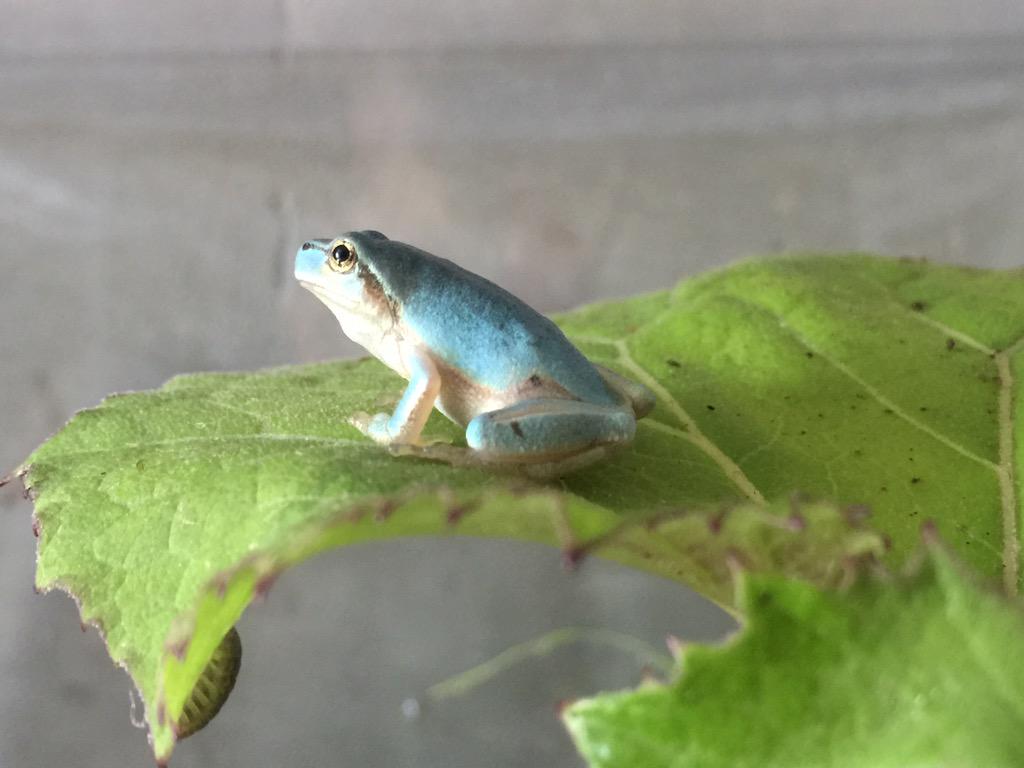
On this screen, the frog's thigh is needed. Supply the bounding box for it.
[466,398,635,461]
[593,363,656,418]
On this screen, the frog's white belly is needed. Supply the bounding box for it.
[335,310,409,377]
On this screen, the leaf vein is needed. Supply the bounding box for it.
[597,337,766,504]
[33,433,367,461]
[727,297,997,472]
[995,345,1019,595]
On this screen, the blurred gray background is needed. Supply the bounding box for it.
[2,2,1024,766]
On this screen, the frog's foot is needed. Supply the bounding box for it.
[389,442,476,465]
[593,363,656,418]
[516,446,620,480]
[348,411,394,444]
[387,442,616,481]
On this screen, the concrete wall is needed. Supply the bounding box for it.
[4,0,1024,55]
[2,2,1024,766]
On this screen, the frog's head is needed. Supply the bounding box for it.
[294,230,395,322]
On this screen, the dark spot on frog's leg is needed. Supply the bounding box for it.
[666,359,681,368]
[805,351,814,359]
[510,421,525,438]
[706,404,715,411]
[946,338,956,350]
[911,477,921,484]
[910,300,927,312]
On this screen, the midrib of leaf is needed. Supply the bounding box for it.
[863,271,1022,596]
[996,338,1024,595]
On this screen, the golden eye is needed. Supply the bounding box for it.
[329,241,357,273]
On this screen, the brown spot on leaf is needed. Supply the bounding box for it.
[843,504,872,524]
[167,638,190,661]
[562,546,585,571]
[446,500,478,526]
[375,499,397,522]
[707,510,727,534]
[255,573,278,600]
[212,574,229,599]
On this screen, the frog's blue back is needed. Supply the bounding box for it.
[363,237,617,406]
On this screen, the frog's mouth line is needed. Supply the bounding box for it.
[298,281,329,299]
[299,281,359,316]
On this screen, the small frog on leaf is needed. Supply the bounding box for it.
[295,231,654,478]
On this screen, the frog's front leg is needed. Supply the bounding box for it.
[350,351,440,444]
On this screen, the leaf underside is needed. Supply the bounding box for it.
[564,540,1024,768]
[17,254,1024,762]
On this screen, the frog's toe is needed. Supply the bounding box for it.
[348,411,393,443]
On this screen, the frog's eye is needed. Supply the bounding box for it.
[329,241,357,273]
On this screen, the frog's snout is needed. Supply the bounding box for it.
[294,240,328,282]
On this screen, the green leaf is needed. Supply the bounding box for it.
[13,254,1024,761]
[563,537,1024,768]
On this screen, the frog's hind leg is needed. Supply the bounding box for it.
[593,364,656,418]
[464,398,636,478]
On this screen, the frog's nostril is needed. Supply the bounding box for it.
[301,241,315,251]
